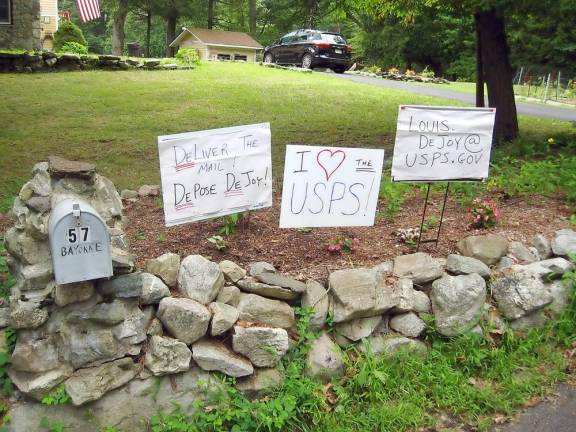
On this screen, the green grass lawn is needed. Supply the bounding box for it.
[0,62,574,205]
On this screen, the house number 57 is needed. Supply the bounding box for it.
[67,227,90,244]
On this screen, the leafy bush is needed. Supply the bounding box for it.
[217,213,243,236]
[41,384,71,405]
[59,41,88,55]
[54,21,87,52]
[446,54,475,81]
[175,48,201,66]
[378,178,410,221]
[470,198,500,228]
[420,66,435,78]
[327,236,359,254]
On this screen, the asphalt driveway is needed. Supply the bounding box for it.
[333,73,576,122]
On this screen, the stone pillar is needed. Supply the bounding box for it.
[0,0,42,50]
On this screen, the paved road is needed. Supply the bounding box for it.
[333,73,576,122]
[491,384,576,432]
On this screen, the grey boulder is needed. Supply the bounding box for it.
[157,297,211,345]
[445,254,491,278]
[145,252,181,287]
[301,279,329,330]
[551,229,576,256]
[389,312,426,338]
[209,302,239,336]
[192,339,253,377]
[305,333,344,383]
[393,253,444,285]
[178,255,224,304]
[232,326,289,367]
[456,234,509,265]
[145,335,192,376]
[237,294,295,329]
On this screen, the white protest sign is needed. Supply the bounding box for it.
[279,145,384,228]
[391,106,496,182]
[158,123,272,227]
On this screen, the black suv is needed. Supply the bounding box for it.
[263,29,352,73]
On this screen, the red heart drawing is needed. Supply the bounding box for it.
[316,149,346,181]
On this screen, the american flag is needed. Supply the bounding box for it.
[76,0,101,23]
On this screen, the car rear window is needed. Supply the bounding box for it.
[320,33,347,44]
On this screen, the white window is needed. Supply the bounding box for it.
[234,54,247,61]
[0,0,11,25]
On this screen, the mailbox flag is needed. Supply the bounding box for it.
[76,0,101,23]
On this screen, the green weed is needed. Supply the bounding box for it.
[217,213,243,237]
[39,417,65,432]
[207,235,227,251]
[41,384,72,406]
[379,178,410,221]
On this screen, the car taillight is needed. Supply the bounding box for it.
[345,45,352,53]
[313,41,331,49]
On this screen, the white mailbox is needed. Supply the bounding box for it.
[49,199,113,284]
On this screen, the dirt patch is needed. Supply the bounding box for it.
[123,192,571,282]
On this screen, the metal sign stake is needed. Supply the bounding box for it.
[416,182,450,251]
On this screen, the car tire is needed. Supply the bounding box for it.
[333,66,347,74]
[263,53,274,64]
[301,53,313,69]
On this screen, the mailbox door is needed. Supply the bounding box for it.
[50,204,113,284]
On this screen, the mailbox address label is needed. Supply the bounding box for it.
[61,225,105,257]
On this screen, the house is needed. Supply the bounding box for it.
[169,28,263,62]
[40,0,59,50]
[0,0,58,50]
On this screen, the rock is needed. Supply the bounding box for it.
[120,189,139,200]
[111,247,135,274]
[144,59,161,67]
[305,333,344,383]
[216,285,241,307]
[145,252,180,287]
[533,234,552,259]
[0,307,10,328]
[140,273,170,305]
[147,318,163,336]
[393,278,431,313]
[93,174,123,220]
[236,366,284,399]
[510,310,547,331]
[157,297,211,345]
[232,326,289,367]
[248,261,306,293]
[360,334,428,357]
[19,171,51,200]
[236,276,299,300]
[10,301,49,329]
[178,255,224,304]
[237,294,295,328]
[552,229,576,256]
[144,335,192,376]
[55,281,95,307]
[456,234,509,265]
[65,358,139,405]
[491,270,553,320]
[430,274,486,336]
[529,247,541,261]
[393,253,443,285]
[301,279,329,330]
[26,196,51,213]
[497,256,516,269]
[547,280,571,317]
[521,258,575,278]
[11,334,63,373]
[329,268,397,323]
[8,366,73,400]
[48,156,95,179]
[4,227,51,265]
[445,254,491,278]
[508,241,537,263]
[219,260,246,283]
[192,339,253,377]
[334,316,382,341]
[209,302,239,336]
[138,184,160,197]
[6,367,212,432]
[389,312,426,338]
[12,261,53,291]
[372,261,394,281]
[99,272,143,298]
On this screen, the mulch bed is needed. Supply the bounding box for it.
[122,191,572,283]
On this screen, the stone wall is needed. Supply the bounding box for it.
[0,53,192,73]
[0,0,42,51]
[2,157,576,431]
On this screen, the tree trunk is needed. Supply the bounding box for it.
[146,9,152,58]
[249,0,256,35]
[208,0,215,29]
[474,13,484,108]
[306,0,319,28]
[112,0,129,56]
[477,8,518,142]
[165,12,177,57]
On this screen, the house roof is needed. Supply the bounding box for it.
[170,28,263,49]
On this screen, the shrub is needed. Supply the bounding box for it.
[59,41,88,55]
[54,21,87,52]
[470,198,500,228]
[420,66,435,78]
[175,48,201,66]
[327,236,359,254]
